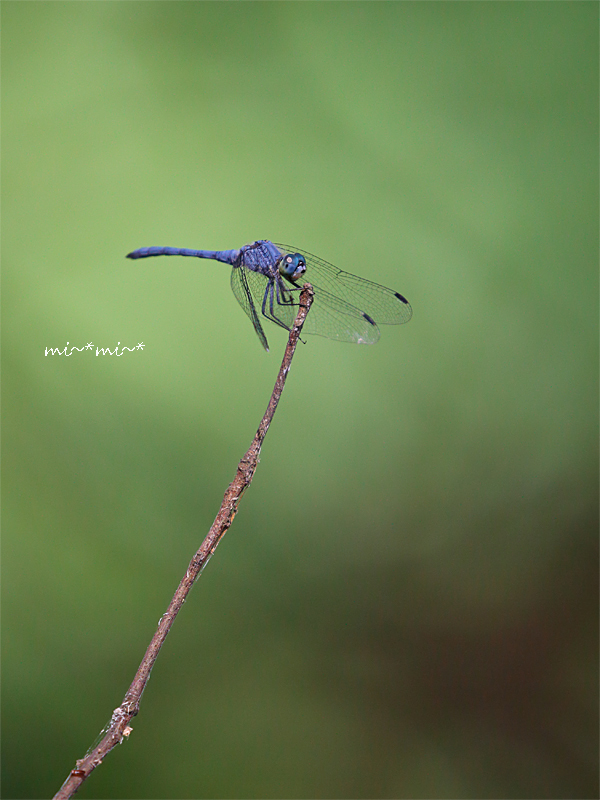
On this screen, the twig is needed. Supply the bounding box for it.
[53,284,314,800]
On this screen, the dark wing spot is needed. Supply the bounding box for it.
[394,292,409,304]
[362,312,376,326]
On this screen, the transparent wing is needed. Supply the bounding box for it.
[230,266,270,351]
[232,261,382,347]
[301,285,381,343]
[263,277,381,345]
[273,243,412,325]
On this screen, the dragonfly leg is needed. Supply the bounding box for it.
[272,279,302,328]
[276,280,296,307]
[261,281,291,333]
[276,280,307,345]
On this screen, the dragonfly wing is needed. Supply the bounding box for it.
[301,285,381,344]
[260,278,381,344]
[246,276,379,344]
[230,266,270,351]
[232,253,384,348]
[273,244,412,325]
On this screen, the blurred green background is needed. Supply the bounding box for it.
[3,2,597,798]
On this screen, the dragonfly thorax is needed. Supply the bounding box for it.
[278,253,307,282]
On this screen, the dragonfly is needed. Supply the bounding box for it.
[126,239,412,352]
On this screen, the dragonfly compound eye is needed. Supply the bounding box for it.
[279,253,306,281]
[280,253,306,281]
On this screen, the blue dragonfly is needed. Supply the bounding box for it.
[126,239,412,352]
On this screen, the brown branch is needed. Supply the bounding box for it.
[53,284,315,800]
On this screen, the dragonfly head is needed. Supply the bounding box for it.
[279,253,307,283]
